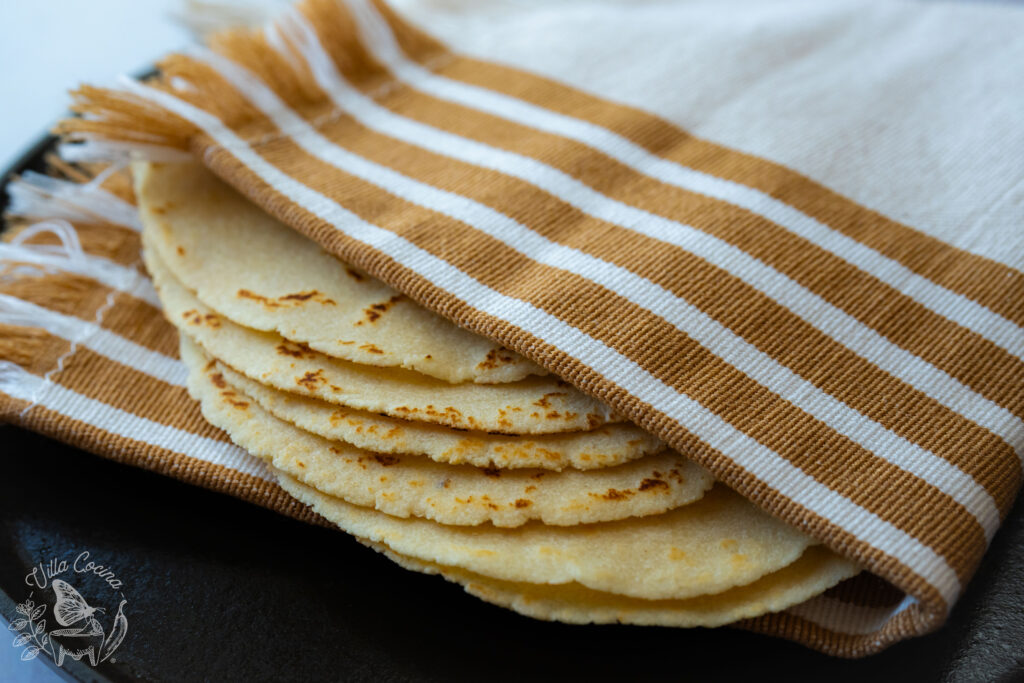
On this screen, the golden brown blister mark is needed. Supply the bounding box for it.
[513,499,532,509]
[280,291,333,303]
[359,343,385,354]
[181,309,220,327]
[496,408,513,430]
[593,488,633,501]
[176,246,185,256]
[345,267,365,282]
[638,478,669,492]
[481,467,501,478]
[237,289,336,309]
[216,383,249,409]
[372,454,400,467]
[524,485,537,493]
[476,347,517,371]
[355,294,404,325]
[296,369,325,390]
[532,392,566,409]
[275,340,315,358]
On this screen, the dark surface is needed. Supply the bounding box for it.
[2,426,1024,683]
[3,139,1024,683]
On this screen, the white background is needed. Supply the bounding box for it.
[0,0,192,172]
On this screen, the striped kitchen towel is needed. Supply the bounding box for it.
[6,0,1024,656]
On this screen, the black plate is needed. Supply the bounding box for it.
[3,136,1024,683]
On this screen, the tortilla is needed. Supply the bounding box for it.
[215,359,663,471]
[368,541,859,628]
[274,471,815,601]
[135,160,543,384]
[146,244,618,433]
[183,336,713,527]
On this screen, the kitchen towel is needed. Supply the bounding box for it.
[4,0,1023,656]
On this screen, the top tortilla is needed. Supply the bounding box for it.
[145,243,619,433]
[134,160,545,384]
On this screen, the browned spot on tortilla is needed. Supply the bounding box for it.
[532,392,567,409]
[481,467,501,478]
[357,294,404,324]
[524,485,537,493]
[345,267,365,282]
[237,289,336,308]
[594,488,633,501]
[639,478,669,492]
[217,386,249,409]
[276,340,314,358]
[513,499,532,509]
[296,369,325,390]
[372,454,400,467]
[182,309,220,327]
[210,373,227,389]
[176,246,185,256]
[237,289,277,307]
[280,291,321,302]
[476,347,517,371]
[359,343,385,354]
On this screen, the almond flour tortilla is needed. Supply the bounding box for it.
[273,471,815,601]
[215,359,663,471]
[135,160,543,384]
[146,245,618,433]
[183,336,714,527]
[367,542,859,629]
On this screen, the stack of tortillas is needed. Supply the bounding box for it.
[136,160,860,628]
